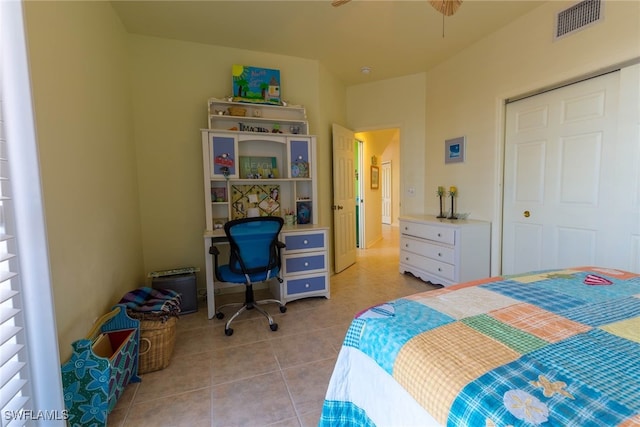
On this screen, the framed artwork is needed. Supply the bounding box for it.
[445,136,466,164]
[371,166,379,189]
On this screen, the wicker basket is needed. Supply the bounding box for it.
[137,316,177,374]
[227,106,246,116]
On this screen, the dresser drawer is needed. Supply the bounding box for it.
[401,222,455,245]
[283,253,326,275]
[400,250,455,281]
[286,275,327,295]
[400,236,455,264]
[283,232,325,252]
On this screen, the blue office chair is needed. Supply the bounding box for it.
[210,216,287,336]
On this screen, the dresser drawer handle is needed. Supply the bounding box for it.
[405,257,409,261]
[438,267,442,272]
[303,239,309,245]
[438,252,442,257]
[437,233,442,237]
[305,283,310,288]
[405,243,409,248]
[304,262,309,267]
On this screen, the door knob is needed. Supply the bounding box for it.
[523,210,530,218]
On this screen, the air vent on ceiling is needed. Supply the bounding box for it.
[555,0,602,40]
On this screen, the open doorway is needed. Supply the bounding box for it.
[354,128,400,249]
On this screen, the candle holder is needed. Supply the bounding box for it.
[448,190,457,219]
[436,187,446,218]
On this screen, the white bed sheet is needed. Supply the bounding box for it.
[323,345,442,427]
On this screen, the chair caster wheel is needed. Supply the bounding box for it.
[216,312,224,320]
[279,306,287,313]
[225,328,233,336]
[270,323,278,332]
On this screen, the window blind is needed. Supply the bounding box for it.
[0,97,31,426]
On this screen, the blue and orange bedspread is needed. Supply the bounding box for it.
[320,267,640,426]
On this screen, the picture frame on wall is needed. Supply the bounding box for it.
[445,136,466,164]
[371,166,379,189]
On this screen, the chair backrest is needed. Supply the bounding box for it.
[224,216,284,275]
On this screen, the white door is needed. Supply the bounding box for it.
[502,69,639,274]
[381,161,392,224]
[332,124,357,273]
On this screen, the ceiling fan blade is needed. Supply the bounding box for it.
[429,0,463,16]
[332,0,351,7]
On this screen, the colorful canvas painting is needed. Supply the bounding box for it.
[231,184,281,219]
[232,65,281,105]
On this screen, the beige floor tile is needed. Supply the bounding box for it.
[210,340,280,385]
[124,388,212,427]
[282,358,338,417]
[268,329,338,370]
[134,351,213,403]
[211,371,296,427]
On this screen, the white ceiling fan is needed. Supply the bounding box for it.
[332,0,463,16]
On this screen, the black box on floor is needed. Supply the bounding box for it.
[152,272,198,314]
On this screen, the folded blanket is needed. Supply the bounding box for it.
[119,287,181,319]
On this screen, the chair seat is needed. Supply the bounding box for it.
[217,265,280,284]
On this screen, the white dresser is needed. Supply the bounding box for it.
[399,215,490,286]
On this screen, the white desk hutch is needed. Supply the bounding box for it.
[201,99,329,319]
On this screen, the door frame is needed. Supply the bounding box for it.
[493,59,640,276]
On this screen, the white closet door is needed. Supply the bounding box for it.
[502,67,640,274]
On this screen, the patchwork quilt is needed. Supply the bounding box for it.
[320,267,640,426]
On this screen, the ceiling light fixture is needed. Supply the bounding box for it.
[360,66,372,75]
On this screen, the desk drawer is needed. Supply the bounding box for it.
[286,275,327,295]
[283,232,325,252]
[401,222,455,245]
[400,250,455,281]
[284,253,326,275]
[400,236,454,264]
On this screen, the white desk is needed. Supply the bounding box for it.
[203,223,330,319]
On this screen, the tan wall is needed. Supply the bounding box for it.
[24,1,144,361]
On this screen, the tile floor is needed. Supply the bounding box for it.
[108,225,438,426]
